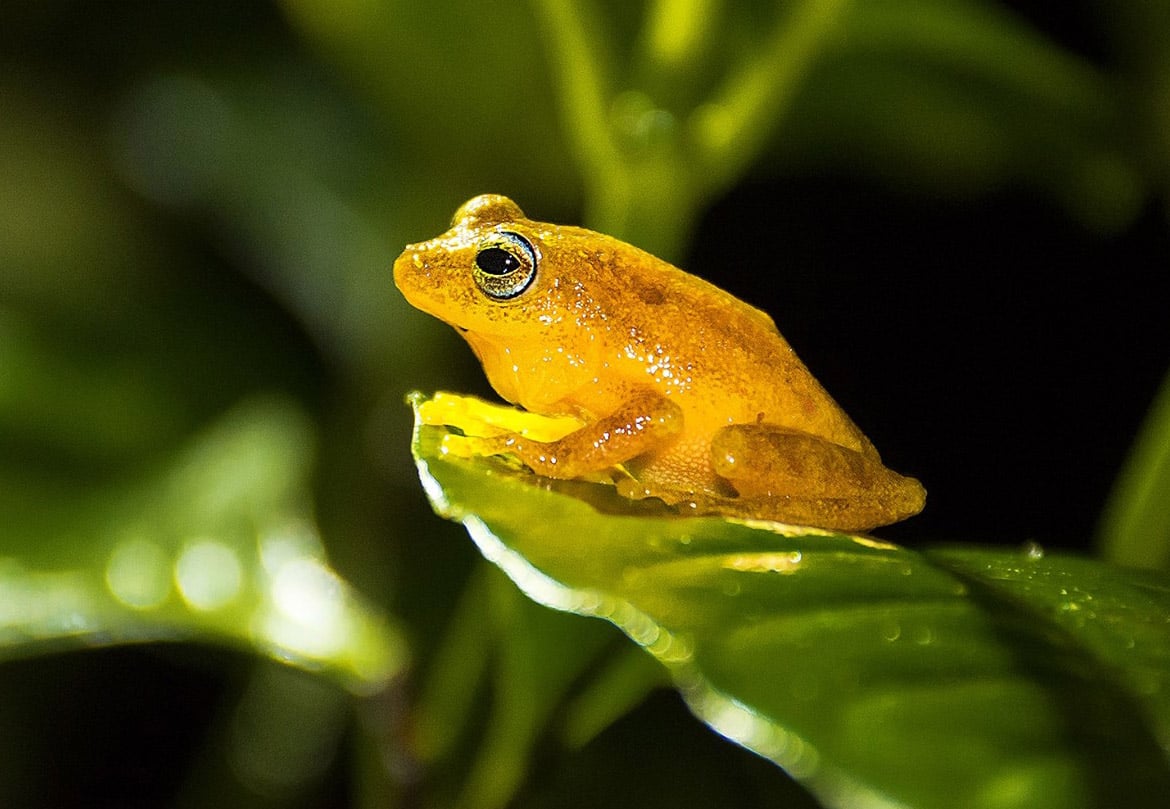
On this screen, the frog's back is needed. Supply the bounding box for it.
[568,230,873,455]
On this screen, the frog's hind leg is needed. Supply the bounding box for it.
[708,423,925,531]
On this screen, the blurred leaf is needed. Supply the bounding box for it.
[107,70,409,379]
[174,661,355,808]
[0,309,186,468]
[278,0,577,209]
[0,81,151,315]
[2,78,332,476]
[411,564,496,766]
[558,641,667,751]
[415,562,635,809]
[777,0,1144,231]
[1,396,405,694]
[1093,0,1170,233]
[410,392,1170,809]
[455,571,617,809]
[1098,369,1170,570]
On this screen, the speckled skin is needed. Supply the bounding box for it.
[394,195,925,531]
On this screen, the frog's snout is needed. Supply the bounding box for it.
[393,245,450,320]
[393,246,423,277]
[392,247,425,299]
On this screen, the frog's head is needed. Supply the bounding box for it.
[393,194,596,339]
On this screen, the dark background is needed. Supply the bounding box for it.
[697,179,1170,549]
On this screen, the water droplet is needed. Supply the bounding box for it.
[912,626,935,646]
[106,538,170,609]
[790,672,821,702]
[1021,541,1045,560]
[175,539,242,611]
[1131,670,1162,696]
[267,558,346,655]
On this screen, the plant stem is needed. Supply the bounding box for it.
[690,0,850,191]
[643,0,721,73]
[529,0,623,201]
[533,0,851,261]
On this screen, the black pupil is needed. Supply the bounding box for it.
[476,247,520,276]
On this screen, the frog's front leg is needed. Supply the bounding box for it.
[488,390,683,479]
[710,423,926,531]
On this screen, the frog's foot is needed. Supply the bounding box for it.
[613,473,693,503]
[476,390,684,481]
[708,423,925,531]
[419,392,583,442]
[437,431,505,461]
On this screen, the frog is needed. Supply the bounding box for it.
[393,194,925,532]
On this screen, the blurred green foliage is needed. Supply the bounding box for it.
[2,1,1170,808]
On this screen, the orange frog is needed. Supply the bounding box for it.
[394,195,925,531]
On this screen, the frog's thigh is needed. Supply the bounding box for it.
[709,424,926,530]
[495,390,682,479]
[711,424,892,499]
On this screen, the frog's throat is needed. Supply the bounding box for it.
[460,330,525,407]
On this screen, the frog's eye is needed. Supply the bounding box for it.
[473,231,538,300]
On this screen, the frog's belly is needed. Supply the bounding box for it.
[626,434,734,500]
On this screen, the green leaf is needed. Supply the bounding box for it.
[410,392,1170,809]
